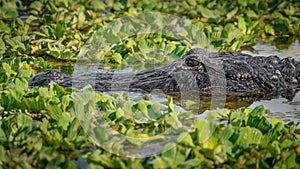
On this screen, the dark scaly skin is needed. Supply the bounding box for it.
[28,48,300,98]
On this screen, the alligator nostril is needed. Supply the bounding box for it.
[185,58,200,67]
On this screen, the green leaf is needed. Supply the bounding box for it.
[226,8,238,20]
[5,37,25,51]
[0,39,6,54]
[104,30,121,44]
[60,50,74,60]
[0,7,18,19]
[17,69,32,79]
[265,24,275,35]
[180,159,202,168]
[247,114,271,133]
[57,112,72,130]
[194,119,217,144]
[161,142,176,159]
[61,95,70,111]
[51,154,65,166]
[249,105,265,117]
[93,127,108,143]
[138,39,149,50]
[39,87,51,98]
[112,53,123,63]
[220,124,234,140]
[1,119,12,139]
[162,142,186,167]
[48,97,60,105]
[77,12,86,28]
[196,5,217,19]
[26,15,40,25]
[271,118,284,126]
[14,78,28,90]
[0,123,7,141]
[0,146,8,163]
[246,9,258,18]
[237,0,247,6]
[167,96,174,112]
[91,0,105,10]
[177,132,195,147]
[66,119,79,140]
[287,152,298,168]
[17,113,33,127]
[30,1,43,11]
[1,62,11,82]
[262,122,284,145]
[0,21,10,33]
[24,97,46,112]
[55,21,66,39]
[236,126,262,145]
[238,17,247,34]
[186,0,196,6]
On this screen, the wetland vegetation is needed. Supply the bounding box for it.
[0,0,300,168]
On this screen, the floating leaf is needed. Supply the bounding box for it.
[57,112,72,130]
[17,113,33,127]
[177,132,195,147]
[249,105,265,117]
[265,24,275,35]
[236,126,262,145]
[238,17,247,34]
[77,12,86,28]
[195,119,217,144]
[196,5,217,19]
[167,96,174,112]
[112,53,123,63]
[30,1,43,11]
[226,8,238,20]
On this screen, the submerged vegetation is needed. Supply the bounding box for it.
[0,0,300,168]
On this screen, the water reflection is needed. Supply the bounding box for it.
[243,39,300,122]
[243,39,300,61]
[49,39,300,122]
[249,92,300,123]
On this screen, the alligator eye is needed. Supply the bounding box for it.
[185,58,200,67]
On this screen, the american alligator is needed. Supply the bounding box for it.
[29,48,300,99]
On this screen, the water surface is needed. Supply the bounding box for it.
[51,40,300,122]
[243,39,300,123]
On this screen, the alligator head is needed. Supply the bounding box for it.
[125,48,225,94]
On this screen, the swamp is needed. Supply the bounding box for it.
[0,0,300,168]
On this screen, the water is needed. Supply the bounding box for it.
[243,39,300,123]
[51,40,300,123]
[243,39,300,61]
[57,40,300,167]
